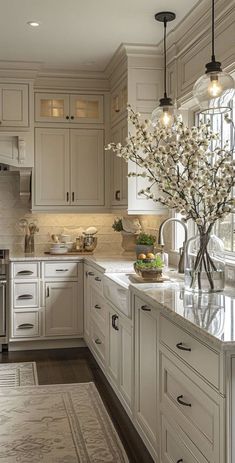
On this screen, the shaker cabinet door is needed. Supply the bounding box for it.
[0,84,29,127]
[70,129,105,206]
[45,281,79,336]
[35,128,70,206]
[110,119,128,207]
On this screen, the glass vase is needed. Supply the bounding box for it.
[185,233,225,293]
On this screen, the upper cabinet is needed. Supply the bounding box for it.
[34,127,105,210]
[110,119,128,208]
[35,93,104,124]
[0,83,29,128]
[110,79,128,126]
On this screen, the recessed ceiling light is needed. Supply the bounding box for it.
[27,21,40,27]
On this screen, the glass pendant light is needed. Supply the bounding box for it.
[193,0,235,115]
[152,11,176,128]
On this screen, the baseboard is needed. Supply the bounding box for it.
[8,338,86,351]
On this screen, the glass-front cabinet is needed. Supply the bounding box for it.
[35,93,103,123]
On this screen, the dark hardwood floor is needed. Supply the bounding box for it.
[0,347,153,463]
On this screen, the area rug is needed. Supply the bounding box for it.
[0,382,129,462]
[0,362,38,387]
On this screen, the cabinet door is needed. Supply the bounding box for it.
[70,95,103,123]
[70,129,104,206]
[110,120,128,207]
[45,281,79,336]
[107,306,119,385]
[35,93,70,122]
[135,297,158,449]
[0,84,28,127]
[84,265,94,341]
[119,317,133,410]
[111,79,128,125]
[35,128,70,206]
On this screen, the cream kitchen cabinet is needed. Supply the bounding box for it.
[134,295,159,460]
[34,127,105,209]
[0,83,29,127]
[45,281,80,336]
[110,78,127,126]
[107,304,133,413]
[35,93,103,124]
[110,119,128,208]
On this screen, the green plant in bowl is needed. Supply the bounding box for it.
[134,254,164,280]
[136,233,156,246]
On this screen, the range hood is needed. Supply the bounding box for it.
[0,133,33,198]
[0,164,32,199]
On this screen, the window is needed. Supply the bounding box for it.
[195,99,235,256]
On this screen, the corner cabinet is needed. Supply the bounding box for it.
[34,128,105,209]
[35,93,103,124]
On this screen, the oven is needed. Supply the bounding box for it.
[0,250,9,342]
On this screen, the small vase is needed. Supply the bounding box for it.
[185,233,225,293]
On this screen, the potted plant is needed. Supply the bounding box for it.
[136,232,156,257]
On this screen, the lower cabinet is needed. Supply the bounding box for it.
[10,260,83,342]
[134,296,159,459]
[45,281,80,336]
[106,304,133,414]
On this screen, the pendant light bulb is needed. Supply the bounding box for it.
[151,11,176,128]
[193,0,235,114]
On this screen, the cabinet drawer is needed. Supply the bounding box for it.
[44,262,78,278]
[13,311,39,337]
[160,353,220,462]
[90,288,106,333]
[86,268,103,294]
[13,282,39,308]
[13,262,39,279]
[160,315,219,388]
[90,320,105,364]
[161,416,207,463]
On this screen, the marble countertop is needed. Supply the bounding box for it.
[105,271,235,349]
[8,251,235,348]
[8,252,136,274]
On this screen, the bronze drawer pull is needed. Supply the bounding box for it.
[95,304,101,310]
[95,277,101,282]
[17,323,34,329]
[141,305,151,311]
[17,270,33,275]
[17,294,33,300]
[112,314,119,331]
[55,269,69,272]
[87,272,95,276]
[177,395,191,407]
[95,338,102,345]
[177,460,183,463]
[176,342,191,352]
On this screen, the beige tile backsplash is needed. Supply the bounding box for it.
[0,175,168,254]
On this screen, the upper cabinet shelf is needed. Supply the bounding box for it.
[0,83,29,128]
[35,93,104,124]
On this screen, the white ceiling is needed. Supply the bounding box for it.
[0,0,200,72]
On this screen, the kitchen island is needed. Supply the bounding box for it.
[7,252,235,462]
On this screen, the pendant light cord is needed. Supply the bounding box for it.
[164,17,167,98]
[211,0,215,62]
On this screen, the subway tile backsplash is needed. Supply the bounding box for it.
[0,175,167,254]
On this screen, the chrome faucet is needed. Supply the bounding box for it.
[158,218,188,273]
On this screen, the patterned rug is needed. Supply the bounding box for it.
[0,382,129,462]
[0,362,38,387]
